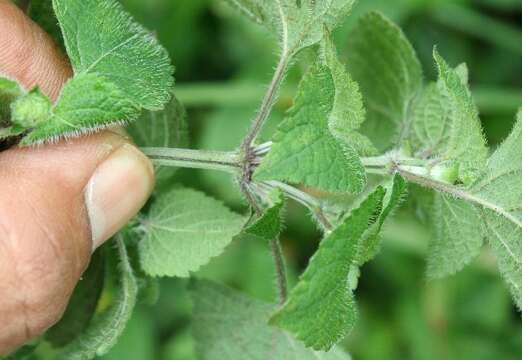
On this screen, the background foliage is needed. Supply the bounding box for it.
[18,0,522,359]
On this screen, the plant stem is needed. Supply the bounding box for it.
[241,55,289,151]
[269,238,288,305]
[141,147,241,173]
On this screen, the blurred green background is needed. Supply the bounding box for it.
[96,0,522,359]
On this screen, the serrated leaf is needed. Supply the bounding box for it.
[270,187,386,351]
[21,74,139,144]
[426,194,484,279]
[469,109,522,309]
[53,0,173,110]
[58,236,138,360]
[244,189,285,242]
[431,50,488,184]
[225,0,355,56]
[345,12,423,151]
[46,250,105,347]
[358,174,408,264]
[190,280,351,360]
[139,188,246,277]
[254,63,366,194]
[127,95,189,186]
[320,31,377,156]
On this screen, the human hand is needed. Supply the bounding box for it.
[0,1,154,354]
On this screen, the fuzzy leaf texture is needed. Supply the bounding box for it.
[224,0,355,56]
[345,12,423,151]
[21,74,139,144]
[426,194,484,279]
[190,280,351,360]
[430,50,488,184]
[270,187,386,351]
[254,62,366,194]
[58,236,138,359]
[139,188,246,277]
[53,0,173,110]
[243,189,285,242]
[320,31,376,156]
[127,95,189,187]
[469,109,522,309]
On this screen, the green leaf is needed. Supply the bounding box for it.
[127,95,189,187]
[470,109,522,309]
[190,279,351,360]
[426,194,484,279]
[345,12,423,151]
[254,63,366,194]
[0,77,23,127]
[270,187,386,351]
[46,250,105,347]
[320,31,376,156]
[53,0,173,110]
[21,74,139,144]
[358,174,408,264]
[431,50,488,184]
[10,88,51,129]
[58,236,138,359]
[139,188,246,277]
[224,0,355,56]
[243,189,285,242]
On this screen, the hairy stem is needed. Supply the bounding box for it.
[269,238,288,305]
[241,55,289,151]
[141,147,241,173]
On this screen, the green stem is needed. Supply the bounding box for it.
[269,238,288,305]
[141,147,241,174]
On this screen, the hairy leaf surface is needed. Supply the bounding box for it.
[139,188,246,277]
[22,74,139,144]
[426,194,484,279]
[254,63,366,194]
[470,110,522,309]
[270,187,386,351]
[53,0,173,110]
[321,32,376,156]
[244,189,285,242]
[224,0,355,56]
[58,237,138,359]
[190,280,350,360]
[345,12,423,151]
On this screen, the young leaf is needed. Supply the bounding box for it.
[53,0,173,110]
[426,194,484,279]
[470,109,522,309]
[127,95,189,186]
[46,250,105,347]
[10,88,51,129]
[139,188,246,277]
[345,12,423,151]
[58,236,138,359]
[243,189,285,242]
[358,174,408,264]
[321,31,376,156]
[254,62,366,194]
[431,50,488,184]
[190,279,350,360]
[21,74,139,144]
[270,186,386,351]
[224,0,355,56]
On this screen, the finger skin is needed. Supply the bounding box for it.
[0,1,153,355]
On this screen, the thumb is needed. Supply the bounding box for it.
[0,1,154,354]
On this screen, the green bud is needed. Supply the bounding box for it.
[10,88,51,129]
